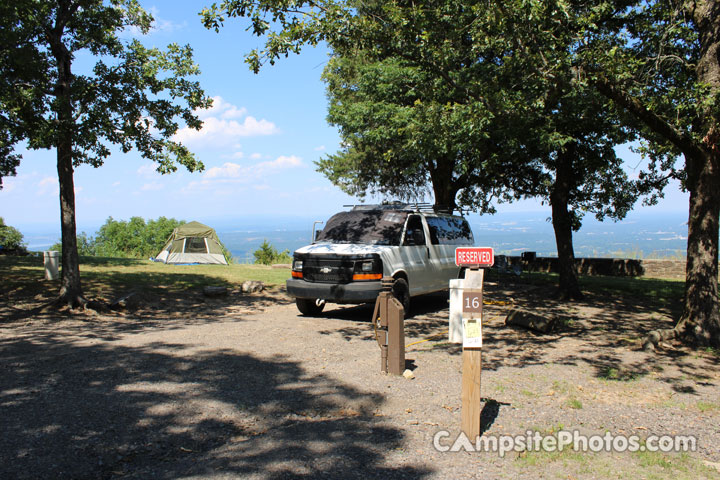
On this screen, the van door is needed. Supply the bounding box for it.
[425,215,474,284]
[400,215,431,294]
[424,216,456,287]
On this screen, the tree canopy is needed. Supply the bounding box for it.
[318,1,650,298]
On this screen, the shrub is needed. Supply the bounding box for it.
[51,217,187,258]
[94,216,185,258]
[51,232,96,256]
[0,217,26,252]
[253,240,292,265]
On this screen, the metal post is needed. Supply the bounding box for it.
[311,221,324,243]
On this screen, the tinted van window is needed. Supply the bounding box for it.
[315,210,408,245]
[426,216,474,245]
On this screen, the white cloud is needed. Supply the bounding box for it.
[198,96,248,120]
[184,155,303,192]
[249,153,263,160]
[221,151,245,160]
[137,163,160,178]
[314,145,326,151]
[174,104,279,147]
[141,182,164,191]
[204,162,245,179]
[121,7,187,38]
[205,156,302,179]
[2,178,18,193]
[37,177,58,196]
[259,155,303,169]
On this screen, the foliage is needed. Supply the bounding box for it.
[93,216,185,258]
[253,240,292,265]
[51,232,96,256]
[0,0,211,173]
[51,217,186,258]
[0,217,25,251]
[564,0,720,344]
[0,0,211,304]
[320,53,510,211]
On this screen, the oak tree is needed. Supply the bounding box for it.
[0,0,211,307]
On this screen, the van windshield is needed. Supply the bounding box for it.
[316,210,408,245]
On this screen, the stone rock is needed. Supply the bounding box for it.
[402,369,415,380]
[505,308,556,334]
[242,280,265,293]
[203,286,228,297]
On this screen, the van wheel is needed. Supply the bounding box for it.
[296,298,325,316]
[392,278,411,314]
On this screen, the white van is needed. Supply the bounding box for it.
[286,203,475,315]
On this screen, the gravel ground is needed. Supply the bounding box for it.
[1,280,719,479]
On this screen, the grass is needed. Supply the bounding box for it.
[516,271,684,304]
[599,366,645,382]
[0,255,291,300]
[695,401,720,413]
[515,435,716,480]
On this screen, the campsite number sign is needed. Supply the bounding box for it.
[463,290,483,314]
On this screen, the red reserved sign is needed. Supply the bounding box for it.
[455,247,494,267]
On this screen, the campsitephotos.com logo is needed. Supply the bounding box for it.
[433,430,697,457]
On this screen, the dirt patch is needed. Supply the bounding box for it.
[1,280,719,479]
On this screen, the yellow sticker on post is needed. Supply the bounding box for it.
[462,317,482,348]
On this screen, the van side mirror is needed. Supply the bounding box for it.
[314,229,322,241]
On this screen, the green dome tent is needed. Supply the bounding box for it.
[155,221,228,265]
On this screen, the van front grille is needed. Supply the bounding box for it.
[302,258,354,284]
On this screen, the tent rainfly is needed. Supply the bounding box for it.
[155,221,228,265]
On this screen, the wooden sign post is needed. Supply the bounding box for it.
[455,247,493,440]
[461,282,484,439]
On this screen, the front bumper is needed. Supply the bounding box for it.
[286,278,383,304]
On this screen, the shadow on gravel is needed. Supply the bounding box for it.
[0,336,431,479]
[480,398,511,435]
[314,293,451,343]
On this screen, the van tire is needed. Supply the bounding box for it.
[392,278,411,314]
[296,298,325,316]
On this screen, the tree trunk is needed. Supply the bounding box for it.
[550,148,583,300]
[675,149,720,347]
[674,0,720,347]
[52,19,86,308]
[56,143,86,307]
[430,158,459,211]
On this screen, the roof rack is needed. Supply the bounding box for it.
[343,201,459,215]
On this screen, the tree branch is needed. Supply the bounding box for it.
[592,74,704,159]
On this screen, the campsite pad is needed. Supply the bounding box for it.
[1,280,719,479]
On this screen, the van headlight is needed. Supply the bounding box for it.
[292,259,303,278]
[352,256,382,281]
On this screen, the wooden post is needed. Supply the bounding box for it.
[461,348,482,438]
[387,298,405,375]
[461,268,484,439]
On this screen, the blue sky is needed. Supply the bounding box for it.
[0,1,689,235]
